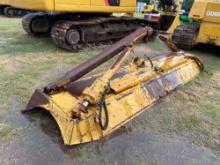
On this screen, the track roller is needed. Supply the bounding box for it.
[66,29,80,45]
[3,7,14,17]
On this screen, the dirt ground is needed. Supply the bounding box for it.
[0,16,220,165]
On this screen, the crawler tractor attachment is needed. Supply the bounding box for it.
[25,27,203,145]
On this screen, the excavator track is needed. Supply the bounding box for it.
[22,12,157,51]
[51,16,156,51]
[22,13,57,35]
[0,5,5,15]
[3,7,31,17]
[172,23,199,50]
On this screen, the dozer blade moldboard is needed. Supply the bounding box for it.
[25,27,203,145]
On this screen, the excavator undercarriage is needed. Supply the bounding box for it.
[22,12,158,51]
[24,27,203,145]
[0,5,32,17]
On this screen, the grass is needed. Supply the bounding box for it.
[0,123,17,141]
[139,46,220,150]
[0,16,100,141]
[0,15,220,153]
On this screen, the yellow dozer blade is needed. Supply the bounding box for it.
[25,27,203,145]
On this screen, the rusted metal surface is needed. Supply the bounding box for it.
[145,71,179,100]
[27,70,127,110]
[25,49,203,145]
[159,35,179,52]
[44,26,153,93]
[27,51,201,112]
[23,21,204,145]
[46,53,175,97]
[27,49,176,112]
[24,22,204,145]
[26,89,49,110]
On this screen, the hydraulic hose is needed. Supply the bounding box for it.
[98,84,111,130]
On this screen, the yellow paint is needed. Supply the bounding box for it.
[169,0,220,48]
[83,47,133,104]
[204,1,220,23]
[9,0,55,11]
[33,53,202,145]
[190,0,220,46]
[189,0,220,22]
[197,22,220,46]
[166,14,181,33]
[8,0,136,13]
[0,0,10,5]
[142,4,155,14]
[189,0,208,20]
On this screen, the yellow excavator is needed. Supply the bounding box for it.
[0,0,32,17]
[172,0,220,49]
[24,27,203,145]
[7,0,158,51]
